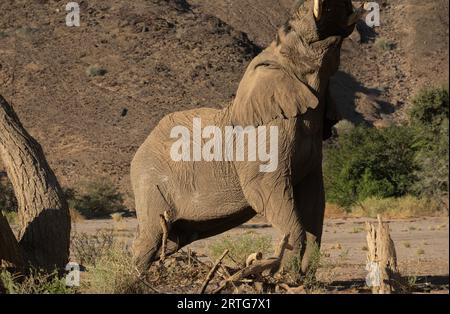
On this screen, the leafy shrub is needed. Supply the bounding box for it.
[86,65,107,77]
[409,87,449,201]
[68,179,126,218]
[0,179,17,213]
[333,119,355,136]
[0,268,73,294]
[413,121,449,200]
[71,231,114,266]
[1,210,18,225]
[209,232,272,266]
[375,38,395,51]
[324,126,418,208]
[409,87,449,132]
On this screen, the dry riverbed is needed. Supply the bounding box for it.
[72,216,449,294]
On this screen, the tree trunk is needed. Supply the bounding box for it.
[0,95,70,270]
[366,215,403,294]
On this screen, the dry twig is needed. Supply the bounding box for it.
[213,234,291,294]
[198,249,229,294]
[159,212,169,261]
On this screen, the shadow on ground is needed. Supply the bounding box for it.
[327,275,449,293]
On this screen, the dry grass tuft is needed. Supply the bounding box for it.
[110,212,124,223]
[350,196,442,219]
[69,208,85,223]
[209,232,272,266]
[324,203,348,219]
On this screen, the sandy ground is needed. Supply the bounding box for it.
[71,215,449,293]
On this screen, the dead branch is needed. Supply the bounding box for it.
[159,212,169,261]
[246,252,263,267]
[270,233,291,274]
[137,274,163,294]
[198,249,229,294]
[213,234,291,294]
[277,283,306,294]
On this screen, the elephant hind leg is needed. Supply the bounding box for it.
[132,229,163,273]
[132,223,182,272]
[131,184,172,272]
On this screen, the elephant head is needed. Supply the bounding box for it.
[276,0,358,77]
[281,0,361,139]
[313,0,360,39]
[230,0,359,133]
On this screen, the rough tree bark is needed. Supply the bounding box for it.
[366,215,403,294]
[0,95,70,270]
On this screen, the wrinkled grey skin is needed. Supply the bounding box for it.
[131,0,356,274]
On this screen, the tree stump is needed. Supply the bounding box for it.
[0,95,70,270]
[365,215,402,294]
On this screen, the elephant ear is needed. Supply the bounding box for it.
[229,61,319,127]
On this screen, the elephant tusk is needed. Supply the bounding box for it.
[314,0,322,20]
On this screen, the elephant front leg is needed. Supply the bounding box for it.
[235,167,307,273]
[233,118,308,275]
[294,164,326,275]
[263,181,307,271]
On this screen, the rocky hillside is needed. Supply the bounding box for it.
[0,0,260,204]
[0,0,448,207]
[191,0,449,125]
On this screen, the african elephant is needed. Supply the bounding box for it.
[131,0,359,274]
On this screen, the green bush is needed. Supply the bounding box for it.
[0,268,73,294]
[409,87,449,200]
[323,126,418,208]
[1,210,18,225]
[375,38,395,51]
[86,65,107,77]
[0,179,17,213]
[324,86,448,212]
[409,87,449,133]
[68,179,126,218]
[413,120,449,199]
[71,231,114,266]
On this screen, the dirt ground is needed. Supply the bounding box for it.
[72,215,449,294]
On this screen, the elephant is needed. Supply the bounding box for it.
[131,0,360,274]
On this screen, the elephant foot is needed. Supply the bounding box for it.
[132,245,159,274]
[281,235,321,281]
